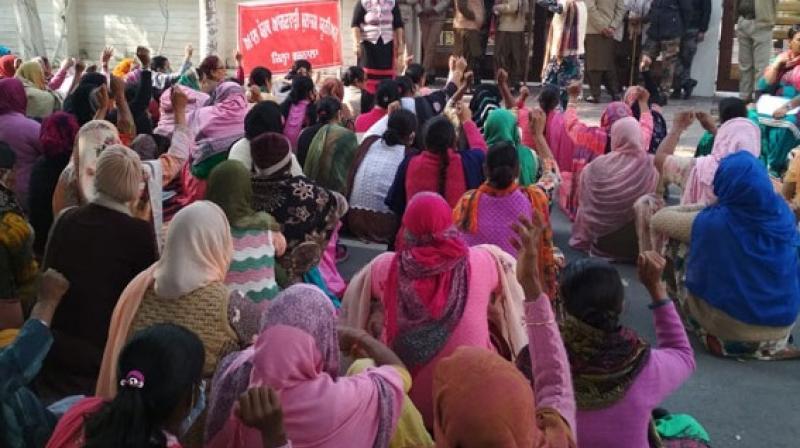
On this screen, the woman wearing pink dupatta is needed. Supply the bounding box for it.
[342,193,529,428]
[174,82,248,207]
[206,284,406,448]
[559,86,653,220]
[190,82,248,172]
[634,116,763,253]
[537,85,575,172]
[682,118,761,205]
[570,117,658,261]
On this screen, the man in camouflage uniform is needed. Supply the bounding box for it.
[639,0,692,105]
[671,0,711,99]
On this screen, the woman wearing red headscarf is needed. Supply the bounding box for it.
[0,55,17,79]
[28,112,80,258]
[343,192,528,429]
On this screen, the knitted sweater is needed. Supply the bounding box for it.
[460,189,532,256]
[225,227,280,303]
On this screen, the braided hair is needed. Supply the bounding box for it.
[423,116,457,197]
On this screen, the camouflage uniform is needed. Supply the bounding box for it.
[641,37,681,101]
[672,28,699,93]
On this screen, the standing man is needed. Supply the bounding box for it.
[398,0,421,64]
[736,0,777,102]
[639,0,692,105]
[671,0,710,100]
[418,0,451,79]
[493,0,528,90]
[453,0,485,83]
[584,0,626,102]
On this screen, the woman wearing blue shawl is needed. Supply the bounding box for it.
[653,151,800,360]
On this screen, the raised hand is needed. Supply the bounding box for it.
[61,57,76,70]
[462,71,474,87]
[455,56,468,73]
[96,84,111,112]
[455,99,472,123]
[136,46,151,68]
[637,86,650,105]
[496,68,509,86]
[510,212,547,299]
[171,85,189,111]
[101,47,114,64]
[236,387,288,448]
[39,269,70,307]
[529,107,547,137]
[637,251,668,301]
[566,81,582,99]
[109,75,125,99]
[185,43,194,60]
[672,110,695,132]
[695,111,716,132]
[518,85,530,103]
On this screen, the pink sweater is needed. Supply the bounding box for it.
[370,247,498,428]
[355,108,387,133]
[563,107,653,157]
[576,303,695,448]
[524,294,577,434]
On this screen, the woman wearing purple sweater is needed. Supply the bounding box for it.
[560,252,696,448]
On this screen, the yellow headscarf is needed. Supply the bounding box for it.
[15,61,46,90]
[112,58,135,78]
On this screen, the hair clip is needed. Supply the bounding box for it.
[119,370,146,389]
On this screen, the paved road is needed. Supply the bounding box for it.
[337,94,800,447]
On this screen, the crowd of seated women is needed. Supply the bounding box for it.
[0,35,796,448]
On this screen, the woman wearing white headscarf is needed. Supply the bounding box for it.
[36,145,159,402]
[96,201,262,399]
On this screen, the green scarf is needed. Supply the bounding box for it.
[656,414,711,444]
[694,131,714,158]
[206,160,278,231]
[483,108,540,186]
[303,123,359,194]
[178,71,201,91]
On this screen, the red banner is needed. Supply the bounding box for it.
[238,0,342,74]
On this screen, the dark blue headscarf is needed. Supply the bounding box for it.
[686,151,800,327]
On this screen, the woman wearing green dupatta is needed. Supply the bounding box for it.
[206,160,286,304]
[304,97,359,194]
[483,108,540,186]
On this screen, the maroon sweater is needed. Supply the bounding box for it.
[36,204,157,401]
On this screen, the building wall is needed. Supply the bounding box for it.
[75,0,199,65]
[0,0,198,67]
[0,0,59,59]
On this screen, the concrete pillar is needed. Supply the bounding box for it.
[13,0,47,58]
[53,0,80,60]
[200,0,220,56]
[692,0,723,96]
